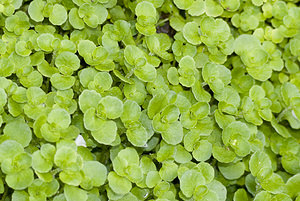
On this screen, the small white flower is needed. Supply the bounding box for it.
[75,135,86,147]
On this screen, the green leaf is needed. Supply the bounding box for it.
[272,193,293,201]
[190,102,210,120]
[6,169,34,190]
[55,51,80,75]
[260,173,285,194]
[249,85,265,101]
[49,4,67,25]
[47,108,71,129]
[97,96,123,119]
[212,145,236,163]
[81,161,107,188]
[175,144,192,163]
[54,146,77,170]
[253,191,272,201]
[79,90,102,113]
[126,122,148,147]
[222,121,250,146]
[183,22,201,45]
[50,73,75,90]
[206,180,227,201]
[205,0,224,17]
[28,0,45,22]
[159,161,178,182]
[214,109,235,129]
[134,63,157,82]
[188,0,205,16]
[202,63,231,93]
[78,67,97,87]
[32,151,52,173]
[0,140,24,163]
[59,170,82,186]
[91,72,113,92]
[167,67,179,85]
[218,162,245,180]
[69,8,85,29]
[161,121,183,145]
[193,140,212,162]
[249,151,272,178]
[196,162,215,184]
[180,169,205,197]
[233,189,248,201]
[270,118,291,138]
[91,120,117,145]
[3,119,32,147]
[12,191,30,201]
[286,173,300,198]
[64,185,87,201]
[0,58,15,77]
[173,0,193,10]
[121,100,142,124]
[108,172,132,195]
[83,108,105,131]
[220,0,240,11]
[146,171,161,188]
[2,152,32,174]
[135,1,156,18]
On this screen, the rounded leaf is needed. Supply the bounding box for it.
[91,120,117,145]
[6,169,34,190]
[3,119,32,147]
[82,161,107,187]
[183,22,201,45]
[108,171,132,195]
[49,4,67,25]
[55,51,80,75]
[64,185,87,201]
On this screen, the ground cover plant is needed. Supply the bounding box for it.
[0,0,299,200]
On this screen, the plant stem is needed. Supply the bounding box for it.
[276,107,290,122]
[1,186,7,201]
[156,18,169,26]
[135,33,143,44]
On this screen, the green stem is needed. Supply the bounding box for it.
[135,33,143,44]
[201,82,208,87]
[125,68,135,78]
[50,51,57,66]
[276,107,290,122]
[51,168,62,176]
[1,186,7,201]
[156,18,169,26]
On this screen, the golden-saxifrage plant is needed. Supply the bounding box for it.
[0,0,299,200]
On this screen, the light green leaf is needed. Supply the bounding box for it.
[47,108,71,129]
[64,185,87,201]
[97,96,123,119]
[49,4,67,25]
[161,121,183,145]
[3,119,32,147]
[108,172,132,195]
[6,169,34,190]
[218,162,245,180]
[81,161,107,188]
[55,51,80,75]
[91,120,117,145]
[173,0,193,10]
[183,22,201,45]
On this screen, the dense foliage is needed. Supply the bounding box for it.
[0,0,299,200]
